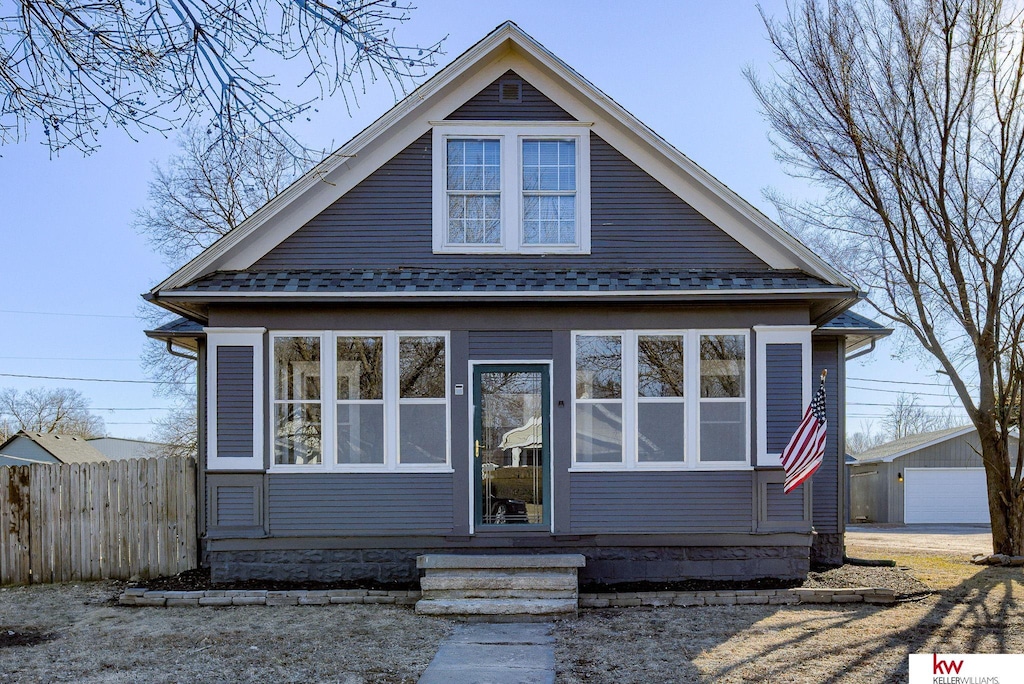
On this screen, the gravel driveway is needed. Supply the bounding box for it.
[846,524,993,556]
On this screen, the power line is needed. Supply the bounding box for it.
[0,308,136,319]
[0,356,138,362]
[847,384,961,398]
[0,372,186,385]
[847,376,951,387]
[848,401,964,408]
[92,407,174,411]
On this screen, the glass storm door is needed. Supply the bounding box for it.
[473,365,550,528]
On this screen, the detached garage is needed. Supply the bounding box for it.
[848,426,1011,524]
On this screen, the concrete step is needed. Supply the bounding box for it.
[414,598,578,616]
[417,554,587,570]
[421,588,577,600]
[421,572,578,592]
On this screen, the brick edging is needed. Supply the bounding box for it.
[119,586,895,607]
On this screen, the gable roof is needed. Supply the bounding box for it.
[851,426,976,463]
[0,432,109,464]
[148,21,856,310]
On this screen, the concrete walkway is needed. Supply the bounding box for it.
[417,623,555,684]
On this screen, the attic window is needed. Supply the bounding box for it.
[498,79,522,104]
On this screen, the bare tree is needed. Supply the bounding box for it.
[134,126,310,267]
[0,1,443,155]
[748,0,1024,553]
[881,393,960,440]
[847,420,887,454]
[137,126,311,456]
[0,387,105,440]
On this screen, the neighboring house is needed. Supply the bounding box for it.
[87,437,168,461]
[848,426,1015,524]
[0,432,109,467]
[144,22,891,584]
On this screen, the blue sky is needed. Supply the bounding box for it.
[0,1,968,439]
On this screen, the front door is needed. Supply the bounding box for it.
[472,365,550,529]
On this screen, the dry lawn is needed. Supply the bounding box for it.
[0,582,451,683]
[555,546,1024,683]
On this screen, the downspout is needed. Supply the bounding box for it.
[845,338,876,362]
[166,339,198,361]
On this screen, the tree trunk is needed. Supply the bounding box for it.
[978,423,1024,556]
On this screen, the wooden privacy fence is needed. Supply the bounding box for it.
[1,456,196,585]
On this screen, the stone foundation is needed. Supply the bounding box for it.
[811,533,844,567]
[210,544,810,584]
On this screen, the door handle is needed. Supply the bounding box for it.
[475,440,481,458]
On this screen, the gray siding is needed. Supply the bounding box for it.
[268,473,454,534]
[811,338,841,532]
[445,70,575,121]
[569,471,753,534]
[765,344,803,453]
[254,133,767,271]
[216,346,254,459]
[0,437,58,465]
[469,330,553,359]
[765,482,804,522]
[215,485,258,526]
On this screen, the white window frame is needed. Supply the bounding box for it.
[571,329,751,472]
[754,325,813,468]
[269,331,451,473]
[697,330,751,468]
[269,331,328,468]
[431,121,592,255]
[206,327,265,471]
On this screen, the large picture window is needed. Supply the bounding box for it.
[572,330,748,469]
[432,123,591,254]
[271,332,449,471]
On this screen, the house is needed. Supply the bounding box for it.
[144,22,890,584]
[0,431,109,466]
[848,426,1012,524]
[87,437,167,461]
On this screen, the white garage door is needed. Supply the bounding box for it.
[904,468,988,524]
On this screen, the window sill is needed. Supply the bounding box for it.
[269,466,455,475]
[568,463,752,473]
[433,244,590,256]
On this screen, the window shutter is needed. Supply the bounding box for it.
[754,326,813,467]
[206,328,265,470]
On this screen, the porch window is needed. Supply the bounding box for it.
[574,334,623,463]
[637,335,686,462]
[272,336,322,465]
[336,336,384,465]
[399,335,448,464]
[699,334,747,463]
[572,330,749,469]
[270,331,449,472]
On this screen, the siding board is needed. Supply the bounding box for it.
[765,483,804,521]
[445,70,575,121]
[268,473,454,534]
[253,133,767,271]
[469,330,553,359]
[811,338,840,532]
[569,471,752,533]
[766,344,803,453]
[216,347,254,459]
[215,486,256,526]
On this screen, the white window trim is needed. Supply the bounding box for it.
[570,329,752,472]
[269,331,452,474]
[205,327,266,471]
[431,121,592,255]
[754,325,814,468]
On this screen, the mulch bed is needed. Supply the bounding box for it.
[137,562,929,599]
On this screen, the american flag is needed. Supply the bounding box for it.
[781,373,827,494]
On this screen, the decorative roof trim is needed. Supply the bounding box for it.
[158,287,855,300]
[150,22,855,295]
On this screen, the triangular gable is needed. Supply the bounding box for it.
[446,69,575,121]
[152,22,853,294]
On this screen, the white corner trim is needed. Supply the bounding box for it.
[150,23,853,293]
[755,326,813,468]
[205,328,266,471]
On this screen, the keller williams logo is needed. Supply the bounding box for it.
[934,654,964,675]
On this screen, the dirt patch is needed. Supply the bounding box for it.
[802,564,931,599]
[0,581,450,682]
[0,627,57,648]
